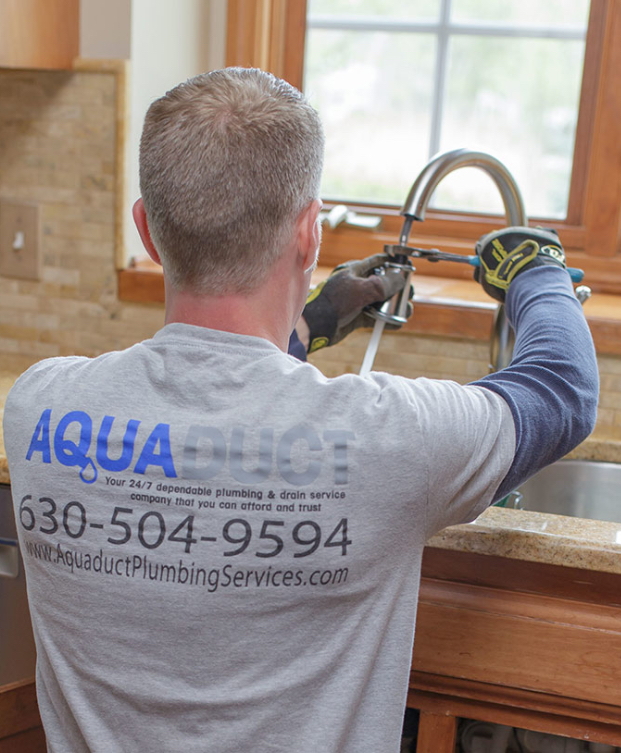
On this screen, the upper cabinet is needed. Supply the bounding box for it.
[0,0,79,70]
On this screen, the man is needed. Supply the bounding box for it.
[4,68,598,752]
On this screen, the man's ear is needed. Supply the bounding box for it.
[298,199,323,273]
[132,198,162,265]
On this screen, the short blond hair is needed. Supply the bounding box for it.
[139,68,324,294]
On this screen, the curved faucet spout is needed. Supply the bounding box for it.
[361,148,588,377]
[399,148,528,371]
[401,148,527,229]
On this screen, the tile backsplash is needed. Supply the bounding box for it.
[0,66,619,435]
[0,66,162,370]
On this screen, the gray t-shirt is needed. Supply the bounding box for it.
[4,323,515,752]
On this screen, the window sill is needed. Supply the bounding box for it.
[117,261,621,357]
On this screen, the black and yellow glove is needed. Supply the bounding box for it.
[302,254,407,353]
[474,226,567,303]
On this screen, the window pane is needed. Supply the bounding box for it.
[451,0,590,27]
[434,36,586,218]
[304,30,436,205]
[308,0,440,21]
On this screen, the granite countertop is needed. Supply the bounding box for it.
[2,368,621,575]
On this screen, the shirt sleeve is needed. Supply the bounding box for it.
[408,377,517,536]
[287,329,307,362]
[471,266,599,501]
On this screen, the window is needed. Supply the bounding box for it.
[305,0,589,219]
[226,0,621,295]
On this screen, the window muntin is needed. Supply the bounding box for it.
[309,0,441,21]
[451,0,590,27]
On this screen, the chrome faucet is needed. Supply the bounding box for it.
[399,148,527,372]
[360,148,590,376]
[400,148,527,234]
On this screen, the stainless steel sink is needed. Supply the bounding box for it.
[518,459,621,524]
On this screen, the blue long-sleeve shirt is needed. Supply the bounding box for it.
[287,329,307,361]
[473,266,598,498]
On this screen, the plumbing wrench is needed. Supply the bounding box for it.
[383,244,585,283]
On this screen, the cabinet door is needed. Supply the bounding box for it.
[0,484,36,686]
[0,0,79,70]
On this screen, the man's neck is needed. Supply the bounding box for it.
[162,261,307,352]
[164,294,287,350]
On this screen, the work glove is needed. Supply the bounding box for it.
[474,226,567,303]
[302,254,409,353]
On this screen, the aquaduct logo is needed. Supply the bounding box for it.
[26,409,355,487]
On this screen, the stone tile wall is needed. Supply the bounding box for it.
[0,67,162,372]
[0,67,619,434]
[596,355,621,431]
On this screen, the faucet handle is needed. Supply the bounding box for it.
[320,204,382,231]
[575,285,592,305]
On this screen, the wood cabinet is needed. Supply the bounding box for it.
[0,0,78,70]
[0,680,44,753]
[4,548,621,752]
[410,548,621,751]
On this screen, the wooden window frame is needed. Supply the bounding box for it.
[225,0,621,293]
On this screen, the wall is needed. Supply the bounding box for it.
[126,0,227,261]
[0,66,619,437]
[0,0,228,367]
[80,0,132,59]
[79,0,228,263]
[0,68,162,370]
